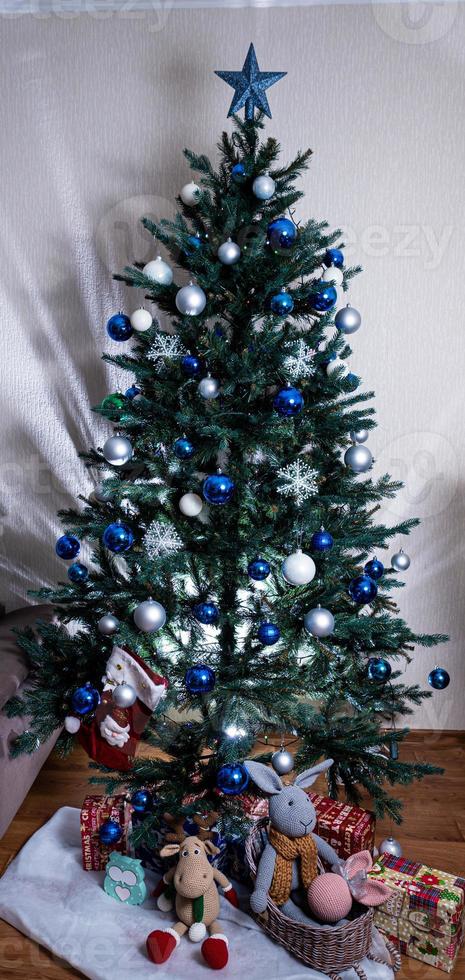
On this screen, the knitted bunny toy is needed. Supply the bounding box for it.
[244,759,340,917]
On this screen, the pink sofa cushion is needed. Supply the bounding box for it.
[0,605,54,710]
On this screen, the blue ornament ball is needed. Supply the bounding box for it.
[181,353,202,377]
[428,666,450,690]
[174,437,195,460]
[364,558,384,580]
[217,762,249,796]
[309,284,338,312]
[247,557,271,581]
[106,312,133,342]
[71,683,100,716]
[125,385,141,400]
[270,290,294,316]
[267,217,297,250]
[311,529,334,552]
[56,534,80,560]
[202,473,235,506]
[184,233,204,255]
[257,622,281,646]
[131,790,153,813]
[367,657,392,683]
[185,663,216,694]
[348,574,378,604]
[324,248,344,269]
[273,386,304,417]
[99,819,123,846]
[193,601,219,626]
[102,521,134,553]
[68,562,89,583]
[231,162,247,184]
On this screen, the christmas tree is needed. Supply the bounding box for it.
[6,46,447,848]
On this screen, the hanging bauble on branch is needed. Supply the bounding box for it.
[217,238,241,265]
[344,443,373,473]
[326,356,349,378]
[335,305,362,335]
[391,548,411,571]
[102,521,134,554]
[102,393,126,412]
[311,529,333,552]
[322,266,343,286]
[350,428,369,443]
[271,746,294,775]
[367,657,392,683]
[125,385,141,401]
[174,436,196,460]
[143,256,173,285]
[68,562,88,583]
[257,622,281,646]
[216,762,249,795]
[99,819,123,846]
[98,613,119,636]
[364,558,384,580]
[56,534,80,560]
[253,173,275,200]
[112,683,137,708]
[308,283,337,312]
[324,248,344,268]
[131,790,153,813]
[133,599,166,633]
[182,353,202,377]
[247,557,271,581]
[270,289,294,316]
[282,550,316,586]
[304,605,335,638]
[379,836,402,858]
[106,312,133,342]
[180,182,201,206]
[193,602,219,625]
[348,574,377,604]
[273,385,304,416]
[175,282,206,317]
[103,434,133,467]
[198,375,220,400]
[130,308,153,333]
[428,666,450,690]
[64,716,81,734]
[179,492,203,517]
[71,683,100,716]
[185,664,216,694]
[202,472,235,505]
[231,162,247,184]
[267,216,297,250]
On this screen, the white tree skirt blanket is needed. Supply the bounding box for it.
[0,807,395,980]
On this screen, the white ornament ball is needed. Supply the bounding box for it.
[217,238,241,265]
[391,548,411,572]
[304,606,335,638]
[326,357,348,378]
[133,598,166,633]
[143,256,173,286]
[271,748,294,775]
[379,836,403,858]
[322,267,344,286]
[344,444,373,473]
[130,308,153,333]
[179,492,203,517]
[175,283,206,317]
[282,550,316,586]
[103,435,133,467]
[97,613,119,636]
[64,716,81,734]
[349,428,369,444]
[252,173,276,201]
[112,683,137,708]
[180,182,201,207]
[198,375,220,400]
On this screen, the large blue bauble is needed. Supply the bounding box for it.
[348,574,378,604]
[174,436,195,460]
[125,385,141,400]
[55,534,80,560]
[324,248,344,268]
[217,762,249,796]
[257,622,281,646]
[367,657,392,683]
[131,790,153,813]
[273,386,304,416]
[309,284,338,312]
[99,819,123,846]
[247,557,271,581]
[311,529,334,552]
[71,683,100,716]
[68,562,89,583]
[102,521,134,553]
[185,664,216,694]
[364,558,384,580]
[231,162,247,184]
[193,601,219,625]
[267,217,297,250]
[428,666,450,690]
[202,473,235,505]
[270,290,294,316]
[181,353,202,377]
[106,312,133,342]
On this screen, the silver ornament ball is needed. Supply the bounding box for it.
[335,305,362,335]
[93,481,113,504]
[391,548,411,571]
[175,283,206,317]
[282,550,316,586]
[379,836,403,858]
[103,434,133,467]
[112,682,137,708]
[252,173,276,201]
[143,256,173,286]
[217,238,241,265]
[97,613,120,636]
[304,605,335,638]
[349,428,369,444]
[344,443,373,473]
[64,715,81,734]
[322,267,343,286]
[198,375,220,400]
[179,492,203,517]
[133,598,166,633]
[180,182,201,206]
[271,748,294,775]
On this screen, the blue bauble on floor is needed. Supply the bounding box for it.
[102,521,134,553]
[106,312,133,342]
[216,762,249,795]
[185,664,216,694]
[348,574,378,604]
[55,534,80,560]
[202,473,235,505]
[273,386,304,416]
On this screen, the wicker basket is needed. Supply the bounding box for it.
[245,820,401,980]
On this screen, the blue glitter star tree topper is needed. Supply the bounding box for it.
[215,43,286,121]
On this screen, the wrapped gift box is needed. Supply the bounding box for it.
[80,794,132,871]
[368,853,465,973]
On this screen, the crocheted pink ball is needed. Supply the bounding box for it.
[307,873,353,923]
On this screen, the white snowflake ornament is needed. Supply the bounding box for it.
[143,521,183,559]
[147,333,186,373]
[284,340,316,380]
[277,460,319,505]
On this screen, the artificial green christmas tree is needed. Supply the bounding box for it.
[6,47,447,853]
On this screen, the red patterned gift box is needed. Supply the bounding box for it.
[80,794,133,871]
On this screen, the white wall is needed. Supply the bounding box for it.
[0,4,464,728]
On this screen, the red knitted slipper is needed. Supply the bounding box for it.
[201,934,229,970]
[146,928,179,964]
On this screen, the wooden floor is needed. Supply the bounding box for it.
[0,732,464,978]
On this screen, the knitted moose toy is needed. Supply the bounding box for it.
[147,824,239,970]
[244,758,340,918]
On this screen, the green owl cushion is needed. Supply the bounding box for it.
[104,852,147,905]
